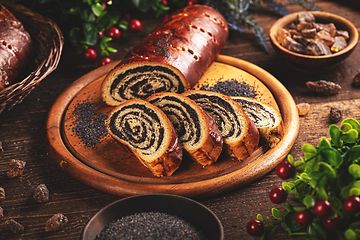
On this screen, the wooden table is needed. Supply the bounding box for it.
[0,0,359,239]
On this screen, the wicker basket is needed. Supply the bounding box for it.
[0,2,64,114]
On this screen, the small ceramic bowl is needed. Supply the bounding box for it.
[82,194,224,240]
[269,11,358,72]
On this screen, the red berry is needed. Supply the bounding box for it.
[187,0,194,5]
[98,57,111,66]
[161,0,168,6]
[83,48,97,62]
[322,215,341,229]
[344,196,360,214]
[106,27,121,40]
[269,186,287,204]
[246,219,264,236]
[129,19,142,33]
[121,14,132,23]
[295,209,313,226]
[101,3,107,11]
[314,199,332,218]
[275,161,295,179]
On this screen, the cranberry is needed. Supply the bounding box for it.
[295,209,313,226]
[322,215,340,229]
[121,14,132,23]
[314,199,332,218]
[161,0,168,6]
[344,196,360,214]
[187,0,197,5]
[275,160,295,179]
[98,31,104,42]
[101,3,107,11]
[106,27,121,40]
[269,186,287,204]
[98,57,111,66]
[246,219,264,236]
[129,19,142,33]
[82,48,97,62]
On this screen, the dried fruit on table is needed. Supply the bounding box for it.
[306,39,332,56]
[296,103,310,116]
[7,159,26,178]
[33,184,49,203]
[281,36,306,54]
[306,80,341,95]
[45,213,69,232]
[330,107,342,123]
[0,187,5,203]
[3,219,24,234]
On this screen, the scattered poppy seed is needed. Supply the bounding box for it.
[200,79,258,98]
[71,101,108,148]
[95,211,208,240]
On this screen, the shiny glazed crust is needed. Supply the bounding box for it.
[105,99,183,177]
[101,4,228,105]
[146,92,223,166]
[0,3,33,90]
[183,90,260,160]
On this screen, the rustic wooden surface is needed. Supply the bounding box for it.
[0,0,359,239]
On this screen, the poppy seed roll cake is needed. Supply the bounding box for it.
[101,4,228,106]
[106,99,183,177]
[147,92,223,166]
[183,90,259,160]
[232,96,284,148]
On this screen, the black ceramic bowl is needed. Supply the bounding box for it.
[82,194,224,240]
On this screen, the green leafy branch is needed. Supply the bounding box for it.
[257,118,360,240]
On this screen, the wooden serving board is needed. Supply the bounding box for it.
[46,55,299,199]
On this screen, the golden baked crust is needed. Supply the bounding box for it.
[147,92,223,166]
[232,96,284,148]
[106,99,183,177]
[183,90,260,160]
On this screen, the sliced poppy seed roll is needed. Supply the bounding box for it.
[183,90,259,160]
[232,96,284,148]
[147,92,223,166]
[105,99,183,177]
[101,4,228,106]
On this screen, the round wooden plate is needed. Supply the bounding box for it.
[46,55,299,199]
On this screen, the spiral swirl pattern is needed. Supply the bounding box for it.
[108,103,165,156]
[109,65,185,104]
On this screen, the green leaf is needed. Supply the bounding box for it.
[133,0,152,12]
[329,124,341,147]
[272,208,284,220]
[287,154,295,166]
[106,46,117,53]
[341,118,360,133]
[317,137,331,148]
[341,129,359,143]
[344,146,360,163]
[303,195,315,208]
[283,203,294,212]
[318,162,337,179]
[307,222,326,240]
[345,228,357,239]
[349,164,360,178]
[83,23,98,46]
[293,206,307,212]
[257,213,263,222]
[350,187,360,196]
[91,3,104,17]
[302,144,317,160]
[319,148,343,168]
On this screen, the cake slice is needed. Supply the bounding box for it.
[147,92,223,166]
[232,96,284,148]
[105,99,183,177]
[183,90,259,160]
